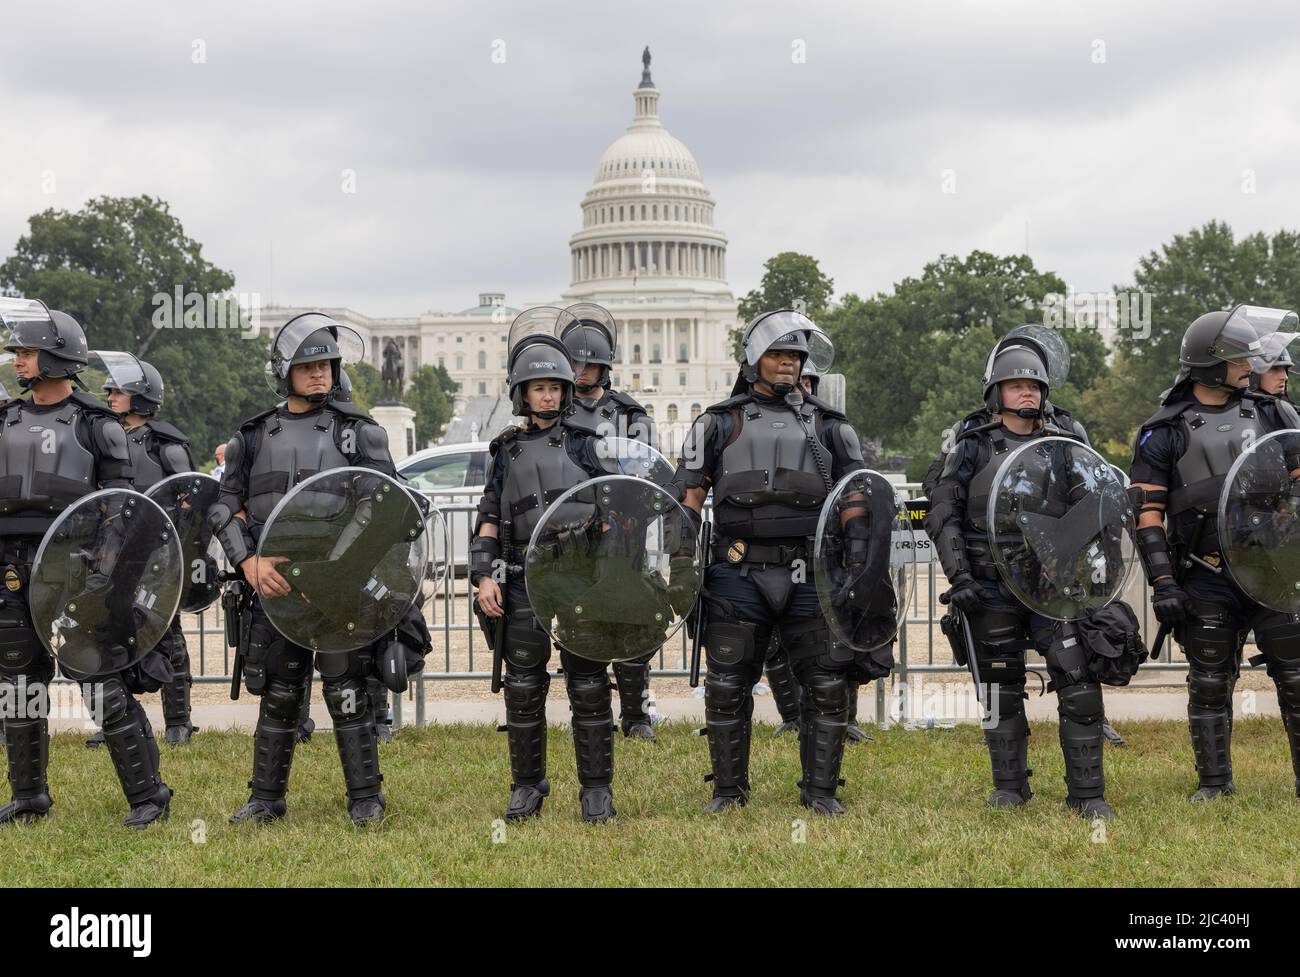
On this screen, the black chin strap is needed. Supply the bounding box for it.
[1009,406,1042,419]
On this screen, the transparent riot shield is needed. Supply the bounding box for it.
[1218,429,1300,612]
[29,489,184,677]
[145,472,223,612]
[594,436,675,486]
[814,469,915,652]
[524,474,702,663]
[985,437,1136,621]
[256,468,429,652]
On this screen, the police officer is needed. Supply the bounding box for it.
[558,303,659,741]
[670,310,883,816]
[1130,306,1300,800]
[94,352,200,746]
[209,313,429,825]
[1251,332,1297,400]
[471,308,621,823]
[924,331,1115,817]
[0,300,173,828]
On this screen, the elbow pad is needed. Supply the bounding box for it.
[1136,524,1175,584]
[208,502,255,567]
[468,535,501,585]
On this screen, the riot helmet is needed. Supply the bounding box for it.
[1249,329,1298,395]
[93,350,164,416]
[335,366,354,403]
[800,357,821,397]
[507,307,575,420]
[982,340,1050,418]
[735,309,834,395]
[1174,304,1290,393]
[0,298,89,389]
[266,312,364,403]
[559,304,616,395]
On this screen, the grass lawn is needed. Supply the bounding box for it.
[2,719,1298,887]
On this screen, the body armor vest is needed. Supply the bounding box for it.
[125,424,165,491]
[1166,399,1270,548]
[963,426,1053,539]
[0,400,96,518]
[712,398,831,541]
[567,393,621,437]
[245,408,351,527]
[499,428,594,548]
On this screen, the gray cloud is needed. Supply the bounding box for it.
[2,0,1300,318]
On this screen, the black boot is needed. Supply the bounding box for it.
[1272,666,1300,798]
[161,621,197,746]
[98,688,171,830]
[0,716,52,825]
[84,729,105,748]
[503,671,549,822]
[567,671,616,823]
[1059,684,1113,819]
[325,678,385,825]
[984,704,1032,807]
[1188,667,1235,801]
[703,672,752,812]
[797,671,849,817]
[230,683,300,824]
[613,659,655,740]
[845,679,871,744]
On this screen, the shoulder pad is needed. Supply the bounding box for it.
[145,419,190,445]
[328,400,378,424]
[489,425,520,454]
[804,394,846,420]
[705,393,751,414]
[561,408,601,435]
[238,405,280,433]
[1140,399,1193,431]
[607,390,645,412]
[69,389,119,420]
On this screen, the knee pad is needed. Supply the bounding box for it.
[802,671,849,716]
[1057,682,1103,725]
[323,677,370,724]
[969,608,1031,685]
[566,672,612,720]
[705,619,757,668]
[1187,666,1233,711]
[704,670,748,717]
[1273,667,1300,711]
[0,615,39,675]
[263,679,306,724]
[87,676,133,728]
[316,649,366,682]
[503,671,549,717]
[505,611,551,670]
[1179,601,1241,671]
[1256,618,1300,668]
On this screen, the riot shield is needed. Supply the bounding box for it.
[29,489,184,677]
[524,474,702,663]
[1218,429,1300,612]
[594,436,675,486]
[256,468,429,653]
[1002,324,1071,390]
[985,437,1136,621]
[145,472,223,612]
[421,502,452,600]
[814,470,915,652]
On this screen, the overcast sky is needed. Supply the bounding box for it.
[3,0,1299,318]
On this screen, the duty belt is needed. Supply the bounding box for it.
[712,537,810,566]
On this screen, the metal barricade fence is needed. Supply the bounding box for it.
[154,484,1181,729]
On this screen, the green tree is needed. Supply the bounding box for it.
[0,195,268,457]
[732,252,835,359]
[346,361,383,413]
[404,364,458,449]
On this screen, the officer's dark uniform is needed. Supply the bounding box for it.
[671,314,880,815]
[471,415,617,820]
[1133,385,1300,796]
[210,313,429,824]
[0,304,173,828]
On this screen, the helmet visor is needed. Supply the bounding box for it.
[90,350,147,394]
[0,297,56,354]
[1214,305,1293,370]
[560,304,617,357]
[272,315,364,376]
[508,307,566,360]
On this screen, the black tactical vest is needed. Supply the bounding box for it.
[567,393,622,438]
[498,427,594,547]
[0,399,96,517]
[244,408,351,526]
[125,424,164,491]
[1166,400,1270,548]
[963,426,1056,536]
[712,397,832,541]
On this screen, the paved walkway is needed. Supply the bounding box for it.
[41,687,1280,734]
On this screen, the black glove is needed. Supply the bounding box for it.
[943,572,984,613]
[1152,577,1189,625]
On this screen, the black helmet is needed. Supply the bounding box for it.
[335,366,354,403]
[507,307,575,419]
[560,304,616,394]
[1174,305,1290,393]
[0,298,88,389]
[982,341,1049,417]
[735,309,833,394]
[799,357,821,396]
[1249,329,1298,393]
[267,312,364,403]
[94,350,164,415]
